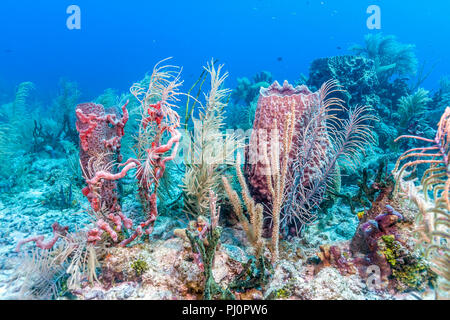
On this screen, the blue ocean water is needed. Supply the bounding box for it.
[1,0,449,98]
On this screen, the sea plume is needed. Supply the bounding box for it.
[182,60,243,218]
[393,107,450,299]
[349,33,418,82]
[282,80,377,236]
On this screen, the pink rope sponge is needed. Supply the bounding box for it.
[16,62,183,251]
[79,97,181,247]
[116,100,181,247]
[15,222,69,252]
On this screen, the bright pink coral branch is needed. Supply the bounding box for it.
[78,93,180,247]
[15,222,68,252]
[153,127,181,179]
[119,226,143,247]
[86,161,137,186]
[76,100,129,153]
[75,111,99,152]
[97,219,118,242]
[87,228,103,243]
[117,99,181,246]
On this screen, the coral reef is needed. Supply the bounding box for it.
[76,101,129,215]
[0,82,35,182]
[185,210,235,299]
[232,71,273,106]
[306,54,407,151]
[349,33,418,83]
[2,41,448,301]
[226,71,273,131]
[393,107,450,299]
[244,80,323,205]
[308,55,380,108]
[245,79,376,238]
[116,61,183,245]
[222,154,271,287]
[379,234,435,292]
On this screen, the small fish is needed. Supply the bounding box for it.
[277,57,283,62]
[4,49,12,54]
[336,46,342,50]
[357,210,365,220]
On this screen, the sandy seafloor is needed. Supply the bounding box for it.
[0,154,437,300]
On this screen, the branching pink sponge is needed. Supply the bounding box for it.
[17,85,181,250]
[15,222,69,252]
[118,100,181,247]
[76,97,181,247]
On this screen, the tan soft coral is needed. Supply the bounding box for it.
[393,107,450,299]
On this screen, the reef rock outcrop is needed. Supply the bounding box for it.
[308,55,380,108]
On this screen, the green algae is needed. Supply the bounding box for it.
[380,234,437,292]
